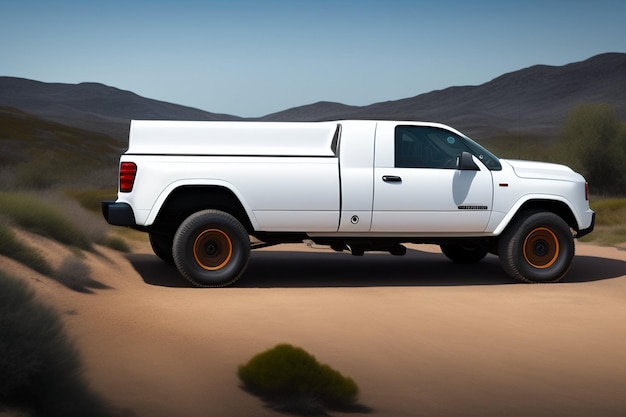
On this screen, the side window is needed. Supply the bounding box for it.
[394,126,467,169]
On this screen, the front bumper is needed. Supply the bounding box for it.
[576,212,595,238]
[102,201,136,226]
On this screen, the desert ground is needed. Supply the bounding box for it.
[4,235,626,417]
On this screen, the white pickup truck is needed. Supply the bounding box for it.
[102,120,595,287]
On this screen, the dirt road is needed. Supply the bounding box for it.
[8,239,626,416]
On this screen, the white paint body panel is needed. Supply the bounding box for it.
[119,155,340,231]
[128,120,338,156]
[370,122,494,233]
[117,120,594,237]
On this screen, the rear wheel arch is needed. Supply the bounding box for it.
[151,185,254,237]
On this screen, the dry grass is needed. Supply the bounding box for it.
[591,197,626,226]
[0,191,92,250]
[52,256,111,294]
[0,222,52,276]
[580,197,626,247]
[64,188,117,213]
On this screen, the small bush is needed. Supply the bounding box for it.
[238,344,359,415]
[0,222,52,275]
[0,271,121,416]
[52,256,109,294]
[0,192,91,250]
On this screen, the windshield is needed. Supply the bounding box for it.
[458,133,502,170]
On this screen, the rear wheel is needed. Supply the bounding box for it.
[498,211,574,283]
[440,243,488,264]
[173,210,250,287]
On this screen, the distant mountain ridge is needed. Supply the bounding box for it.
[262,52,626,137]
[0,77,242,138]
[1,52,625,139]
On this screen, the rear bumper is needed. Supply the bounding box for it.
[576,212,595,238]
[102,201,136,226]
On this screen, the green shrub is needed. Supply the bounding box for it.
[0,271,120,416]
[0,222,52,275]
[100,235,131,253]
[560,104,626,195]
[0,192,91,250]
[238,344,359,415]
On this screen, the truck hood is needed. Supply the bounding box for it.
[502,159,583,182]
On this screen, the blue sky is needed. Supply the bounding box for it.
[2,0,626,117]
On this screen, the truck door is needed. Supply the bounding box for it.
[371,124,494,233]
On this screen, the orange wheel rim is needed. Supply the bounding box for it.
[193,229,233,270]
[523,227,559,269]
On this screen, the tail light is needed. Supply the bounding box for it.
[119,162,137,193]
[585,182,589,201]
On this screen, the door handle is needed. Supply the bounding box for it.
[382,175,402,183]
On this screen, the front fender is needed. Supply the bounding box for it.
[489,194,584,236]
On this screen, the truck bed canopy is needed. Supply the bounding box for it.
[128,120,340,156]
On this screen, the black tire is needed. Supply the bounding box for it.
[149,233,174,264]
[440,243,488,264]
[173,210,250,287]
[498,211,574,283]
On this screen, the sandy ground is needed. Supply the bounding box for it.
[3,234,626,417]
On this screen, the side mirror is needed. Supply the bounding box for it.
[456,152,480,171]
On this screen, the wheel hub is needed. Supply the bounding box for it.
[523,227,559,269]
[533,240,549,257]
[193,229,233,270]
[204,242,219,256]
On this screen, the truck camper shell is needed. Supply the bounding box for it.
[128,120,340,157]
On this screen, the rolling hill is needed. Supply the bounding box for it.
[0,78,242,139]
[262,53,626,137]
[0,106,123,188]
[1,52,625,148]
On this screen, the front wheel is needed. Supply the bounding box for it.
[498,211,574,283]
[173,210,250,287]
